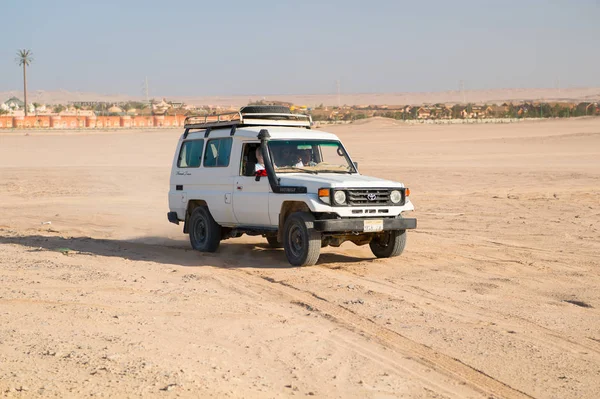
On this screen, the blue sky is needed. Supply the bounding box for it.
[1,0,598,96]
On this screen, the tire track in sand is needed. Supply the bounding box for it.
[315,264,600,357]
[223,269,534,399]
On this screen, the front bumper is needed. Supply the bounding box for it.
[313,217,417,233]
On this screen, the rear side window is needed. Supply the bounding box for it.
[178,140,204,168]
[204,138,232,167]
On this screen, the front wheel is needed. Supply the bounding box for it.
[283,212,321,266]
[189,207,221,252]
[369,230,406,258]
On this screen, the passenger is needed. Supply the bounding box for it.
[300,149,316,166]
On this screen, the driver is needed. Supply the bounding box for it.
[255,147,265,172]
[278,145,303,167]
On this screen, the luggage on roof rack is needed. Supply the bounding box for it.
[184,106,312,130]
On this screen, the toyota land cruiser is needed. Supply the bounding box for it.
[168,105,416,266]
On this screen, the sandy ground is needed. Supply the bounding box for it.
[0,117,599,398]
[2,87,599,107]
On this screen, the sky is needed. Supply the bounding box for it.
[1,0,599,97]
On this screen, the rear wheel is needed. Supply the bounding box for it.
[189,207,221,252]
[369,230,406,258]
[283,212,321,266]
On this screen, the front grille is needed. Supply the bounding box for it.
[346,189,394,206]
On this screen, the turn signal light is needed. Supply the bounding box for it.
[405,188,411,197]
[318,188,331,204]
[318,188,330,197]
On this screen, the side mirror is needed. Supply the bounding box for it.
[353,161,359,171]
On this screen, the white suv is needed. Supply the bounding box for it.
[168,105,416,266]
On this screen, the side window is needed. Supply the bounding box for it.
[240,143,261,176]
[178,140,204,168]
[204,138,232,167]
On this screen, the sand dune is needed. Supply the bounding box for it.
[2,87,599,106]
[1,117,599,397]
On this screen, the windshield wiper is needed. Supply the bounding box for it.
[320,170,352,174]
[276,166,318,174]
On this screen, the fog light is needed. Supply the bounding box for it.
[333,190,347,205]
[390,190,402,204]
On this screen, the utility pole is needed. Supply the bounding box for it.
[143,77,149,104]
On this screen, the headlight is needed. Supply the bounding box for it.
[333,190,347,205]
[390,190,402,204]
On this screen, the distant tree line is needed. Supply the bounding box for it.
[308,102,599,122]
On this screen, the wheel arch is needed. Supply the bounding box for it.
[277,201,312,242]
[183,199,208,234]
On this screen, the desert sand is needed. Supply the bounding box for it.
[0,117,599,398]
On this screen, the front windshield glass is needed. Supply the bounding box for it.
[268,140,355,174]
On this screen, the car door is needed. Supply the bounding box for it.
[169,138,204,219]
[200,136,236,225]
[232,142,272,226]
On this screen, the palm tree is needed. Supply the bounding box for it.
[138,102,149,116]
[16,49,33,117]
[121,102,132,115]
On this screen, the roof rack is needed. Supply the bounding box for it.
[184,109,312,130]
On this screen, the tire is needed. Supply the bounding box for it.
[266,235,282,249]
[283,212,321,266]
[240,105,291,114]
[188,206,221,252]
[369,230,406,258]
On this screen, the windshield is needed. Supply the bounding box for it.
[268,140,355,174]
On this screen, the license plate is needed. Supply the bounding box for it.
[364,219,383,232]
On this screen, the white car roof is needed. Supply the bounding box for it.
[182,126,340,142]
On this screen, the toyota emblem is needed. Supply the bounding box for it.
[367,193,377,201]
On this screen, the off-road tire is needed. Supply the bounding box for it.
[189,206,221,252]
[283,212,321,266]
[369,230,406,258]
[266,235,282,249]
[240,105,291,114]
